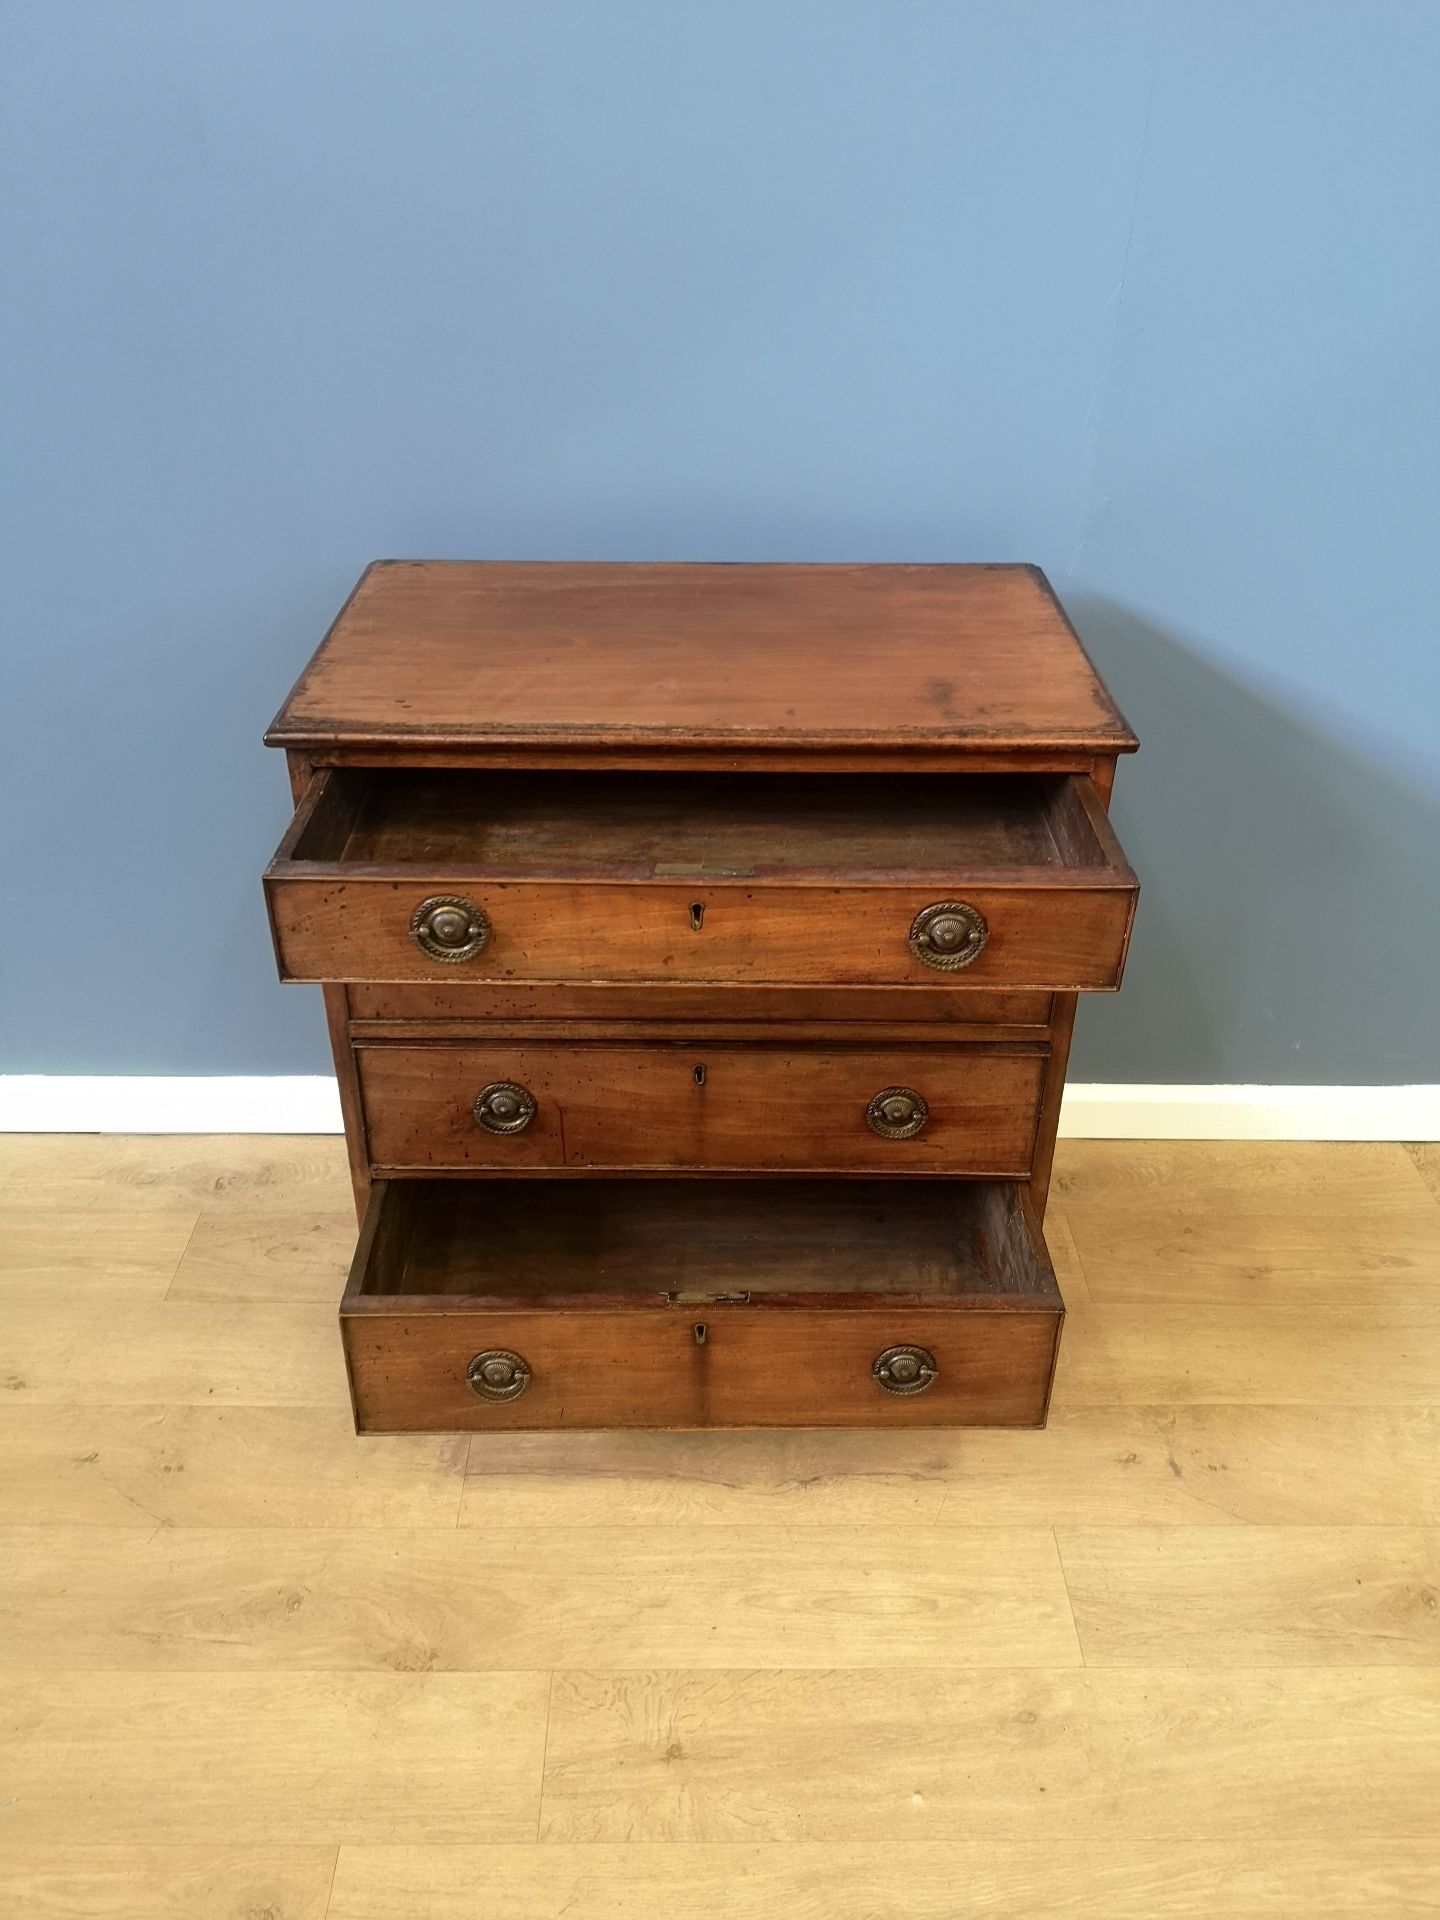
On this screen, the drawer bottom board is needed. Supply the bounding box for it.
[341,1178,1063,1432]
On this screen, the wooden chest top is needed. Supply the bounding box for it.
[266,561,1136,764]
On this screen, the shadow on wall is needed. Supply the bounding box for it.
[1065,596,1440,1086]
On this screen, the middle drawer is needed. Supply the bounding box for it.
[357,1041,1046,1176]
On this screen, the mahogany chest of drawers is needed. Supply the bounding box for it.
[264,561,1137,1432]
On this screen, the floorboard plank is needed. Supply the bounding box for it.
[0,1524,1081,1671]
[0,1847,335,1920]
[0,1406,467,1528]
[538,1667,1440,1842]
[1057,1303,1440,1406]
[1,1297,348,1405]
[1056,1141,1440,1306]
[0,1211,198,1296]
[326,1839,1440,1920]
[0,1134,351,1214]
[166,1206,356,1303]
[461,1405,1440,1528]
[1058,1526,1440,1665]
[0,1671,548,1844]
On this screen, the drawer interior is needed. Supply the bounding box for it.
[285,769,1123,881]
[345,1176,1062,1310]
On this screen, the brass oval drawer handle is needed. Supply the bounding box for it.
[874,1344,938,1396]
[866,1086,928,1139]
[474,1082,537,1135]
[467,1349,532,1401]
[410,894,490,962]
[910,901,988,971]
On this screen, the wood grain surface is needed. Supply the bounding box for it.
[356,1040,1045,1174]
[265,561,1138,761]
[265,766,1137,991]
[321,1840,1440,1920]
[4,1134,1438,1916]
[268,870,1137,989]
[535,1667,1440,1842]
[345,980,1054,1027]
[341,1177,1062,1431]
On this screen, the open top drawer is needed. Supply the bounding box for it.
[341,1176,1065,1431]
[266,769,1136,991]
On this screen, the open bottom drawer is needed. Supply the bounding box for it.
[340,1178,1064,1431]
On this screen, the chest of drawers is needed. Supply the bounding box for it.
[264,561,1137,1432]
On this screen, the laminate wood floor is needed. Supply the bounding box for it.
[1,1136,1438,1917]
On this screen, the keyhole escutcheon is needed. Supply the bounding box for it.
[689,901,705,932]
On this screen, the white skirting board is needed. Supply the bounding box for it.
[0,1076,1437,1141]
[1059,1083,1440,1141]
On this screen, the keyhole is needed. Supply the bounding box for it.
[689,901,705,932]
[694,1322,708,1346]
[693,1063,707,1087]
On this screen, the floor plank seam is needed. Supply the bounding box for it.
[1050,1525,1088,1666]
[1051,1202,1097,1303]
[448,1446,467,1528]
[320,1841,341,1919]
[157,1211,203,1302]
[1401,1144,1440,1216]
[535,1669,556,1841]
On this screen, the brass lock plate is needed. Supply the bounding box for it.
[664,1289,751,1306]
[653,863,755,877]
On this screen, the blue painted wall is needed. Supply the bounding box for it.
[4,1,1436,1081]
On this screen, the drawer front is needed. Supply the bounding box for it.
[357,1042,1045,1175]
[343,1304,1061,1432]
[269,876,1133,991]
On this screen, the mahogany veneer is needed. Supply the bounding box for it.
[264,560,1137,1432]
[341,1180,1064,1432]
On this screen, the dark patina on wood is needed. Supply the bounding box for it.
[264,560,1136,1432]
